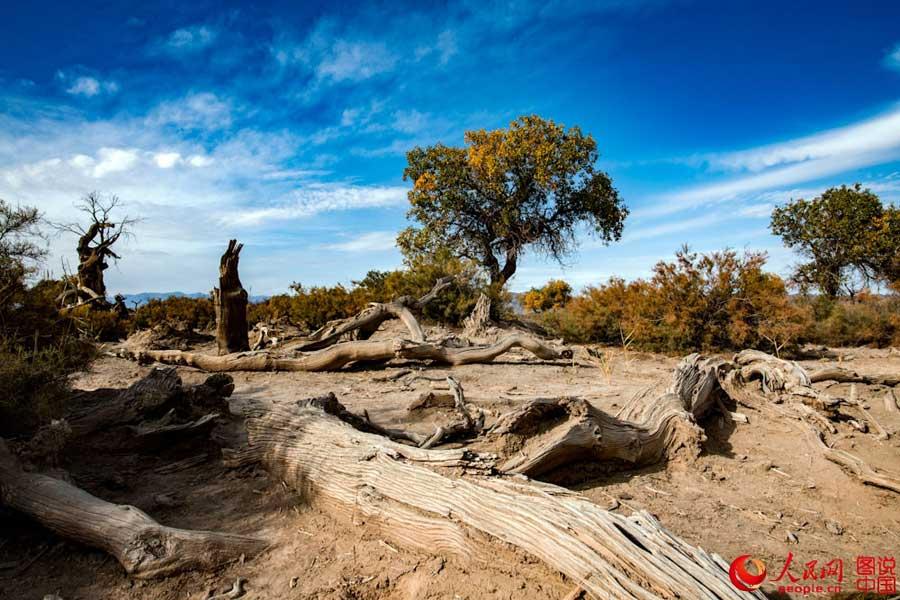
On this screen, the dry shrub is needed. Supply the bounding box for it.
[130,295,216,333]
[250,250,486,331]
[805,292,900,347]
[523,279,572,313]
[540,247,813,354]
[0,278,95,435]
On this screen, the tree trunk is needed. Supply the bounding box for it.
[226,394,761,599]
[491,354,726,477]
[115,334,573,372]
[213,240,249,355]
[0,439,266,579]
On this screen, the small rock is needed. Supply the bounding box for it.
[607,499,621,511]
[775,511,783,521]
[806,482,816,489]
[825,521,844,536]
[758,460,774,472]
[618,492,633,500]
[428,556,445,575]
[290,576,299,589]
[786,531,799,544]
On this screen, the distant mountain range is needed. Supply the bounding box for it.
[119,291,270,307]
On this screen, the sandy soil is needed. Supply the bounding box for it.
[1,329,898,599]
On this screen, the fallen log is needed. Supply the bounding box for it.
[115,334,572,373]
[228,394,762,599]
[0,440,266,579]
[295,276,454,351]
[491,354,728,477]
[808,366,900,387]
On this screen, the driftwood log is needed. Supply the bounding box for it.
[295,276,454,351]
[115,334,572,372]
[213,239,249,355]
[225,392,762,600]
[0,439,266,578]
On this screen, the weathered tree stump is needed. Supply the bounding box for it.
[213,239,250,355]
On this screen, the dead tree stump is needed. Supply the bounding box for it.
[213,239,249,355]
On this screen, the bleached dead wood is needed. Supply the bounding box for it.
[718,350,900,495]
[0,440,266,579]
[228,394,762,600]
[492,354,729,477]
[462,293,492,339]
[809,366,900,387]
[115,334,572,372]
[295,276,454,351]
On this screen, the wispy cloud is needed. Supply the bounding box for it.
[324,230,398,252]
[884,42,900,72]
[697,107,900,172]
[146,92,234,131]
[58,73,119,97]
[164,25,217,53]
[640,105,900,217]
[218,184,408,226]
[317,40,397,82]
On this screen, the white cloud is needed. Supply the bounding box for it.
[698,107,900,172]
[92,147,139,177]
[317,40,397,82]
[165,25,217,52]
[623,213,729,243]
[187,154,214,167]
[884,43,900,72]
[639,105,900,218]
[147,92,233,130]
[738,203,775,218]
[324,231,397,252]
[220,184,408,226]
[153,152,182,168]
[63,75,119,97]
[392,110,428,134]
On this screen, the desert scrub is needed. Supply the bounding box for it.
[538,247,813,354]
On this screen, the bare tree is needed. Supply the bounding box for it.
[54,192,136,308]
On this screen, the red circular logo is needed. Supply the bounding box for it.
[729,554,767,591]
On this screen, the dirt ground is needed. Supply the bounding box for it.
[1,329,898,599]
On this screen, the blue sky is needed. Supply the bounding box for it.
[2,0,900,295]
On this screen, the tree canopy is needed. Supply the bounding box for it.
[770,184,899,297]
[398,115,628,288]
